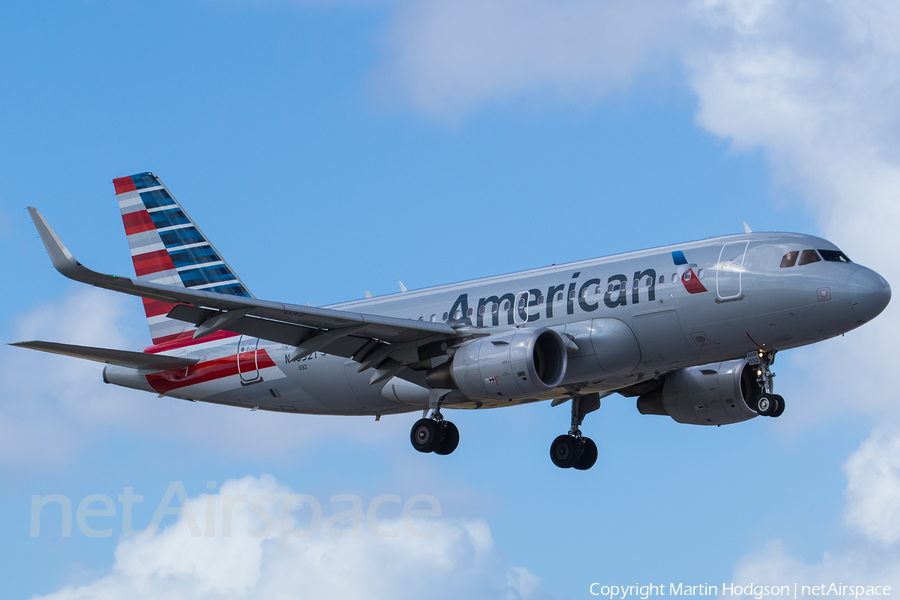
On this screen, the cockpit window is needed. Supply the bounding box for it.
[798,249,821,266]
[780,251,799,268]
[819,249,852,263]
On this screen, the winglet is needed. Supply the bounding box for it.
[27,207,82,279]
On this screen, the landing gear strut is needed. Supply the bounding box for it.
[410,394,459,455]
[550,392,600,470]
[748,350,785,418]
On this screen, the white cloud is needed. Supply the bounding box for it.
[684,0,900,424]
[681,3,900,579]
[378,0,689,119]
[1,288,410,471]
[844,427,900,548]
[687,0,900,240]
[373,0,900,583]
[31,474,552,600]
[0,288,141,469]
[733,425,900,585]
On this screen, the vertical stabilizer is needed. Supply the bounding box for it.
[113,172,253,346]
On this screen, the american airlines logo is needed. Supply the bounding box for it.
[446,251,708,327]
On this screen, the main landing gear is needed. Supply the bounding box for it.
[410,398,459,456]
[550,392,601,470]
[748,350,785,418]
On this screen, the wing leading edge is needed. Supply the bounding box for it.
[25,207,458,381]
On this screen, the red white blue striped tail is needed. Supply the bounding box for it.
[113,172,252,346]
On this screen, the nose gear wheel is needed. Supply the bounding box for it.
[747,350,786,418]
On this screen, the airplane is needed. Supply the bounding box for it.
[13,172,891,470]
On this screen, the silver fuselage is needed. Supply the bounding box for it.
[104,232,890,415]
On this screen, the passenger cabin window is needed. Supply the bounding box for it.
[659,275,665,284]
[442,312,449,321]
[799,249,821,266]
[780,251,799,268]
[819,249,852,263]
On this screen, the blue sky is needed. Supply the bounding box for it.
[2,1,899,598]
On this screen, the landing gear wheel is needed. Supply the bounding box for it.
[771,394,785,418]
[410,418,441,453]
[755,394,776,417]
[573,437,597,470]
[434,421,459,455]
[550,434,583,469]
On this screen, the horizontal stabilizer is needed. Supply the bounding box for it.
[10,341,198,370]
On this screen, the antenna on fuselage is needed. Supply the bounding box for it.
[743,221,753,234]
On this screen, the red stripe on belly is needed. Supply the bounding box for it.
[146,349,277,394]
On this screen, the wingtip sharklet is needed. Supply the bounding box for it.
[27,206,81,278]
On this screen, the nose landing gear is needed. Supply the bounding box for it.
[549,392,601,470]
[748,350,785,418]
[754,393,785,417]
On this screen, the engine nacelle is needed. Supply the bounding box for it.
[636,359,762,425]
[426,327,567,401]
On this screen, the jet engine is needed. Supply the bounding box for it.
[426,327,567,401]
[636,359,761,425]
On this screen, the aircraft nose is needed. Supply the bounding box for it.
[848,268,891,323]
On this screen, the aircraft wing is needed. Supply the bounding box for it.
[10,341,199,370]
[27,207,457,381]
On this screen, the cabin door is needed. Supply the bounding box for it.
[716,241,749,301]
[237,335,260,382]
